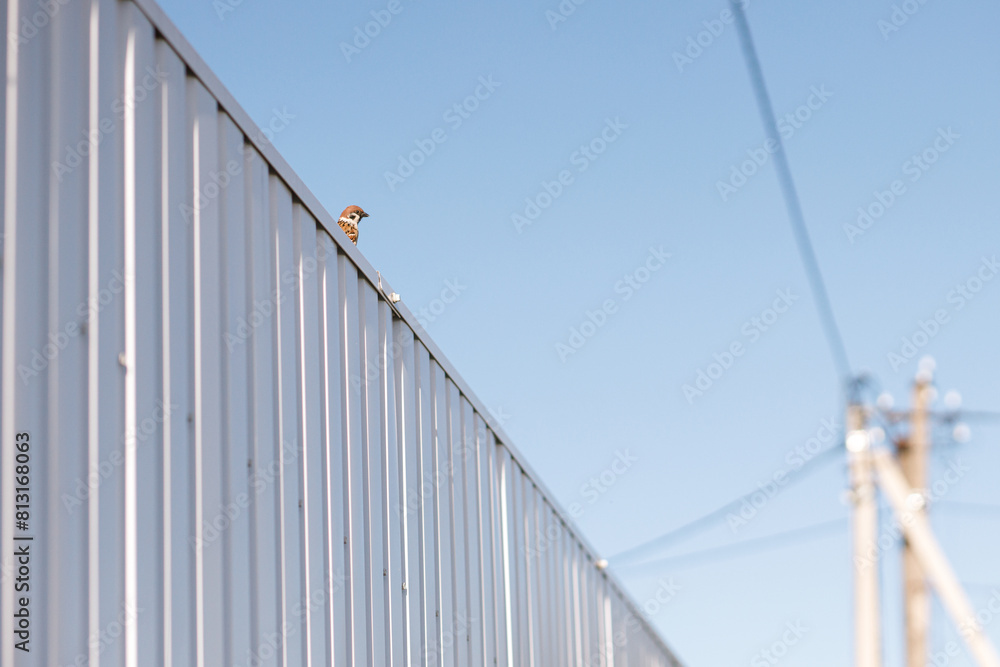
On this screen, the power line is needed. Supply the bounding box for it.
[609,444,842,565]
[730,0,852,383]
[935,410,1000,422]
[881,409,1000,423]
[935,501,1000,516]
[618,518,847,573]
[961,582,1000,592]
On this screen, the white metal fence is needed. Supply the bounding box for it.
[0,0,683,664]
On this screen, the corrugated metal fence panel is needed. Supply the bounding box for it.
[0,0,684,664]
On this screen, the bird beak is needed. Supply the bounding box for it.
[361,212,370,219]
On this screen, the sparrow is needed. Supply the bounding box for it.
[338,205,370,245]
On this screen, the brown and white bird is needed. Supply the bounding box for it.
[338,205,370,245]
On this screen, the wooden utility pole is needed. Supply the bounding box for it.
[899,370,931,667]
[848,402,882,667]
[853,365,1000,667]
[874,449,1000,667]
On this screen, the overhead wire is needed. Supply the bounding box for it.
[618,518,847,573]
[730,0,852,384]
[935,501,1000,516]
[609,443,843,565]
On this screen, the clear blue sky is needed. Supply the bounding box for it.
[158,0,1000,663]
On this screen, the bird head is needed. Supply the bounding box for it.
[339,205,370,226]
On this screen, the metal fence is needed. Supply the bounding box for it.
[0,0,683,664]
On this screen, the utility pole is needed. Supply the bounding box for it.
[847,401,882,667]
[853,363,1000,667]
[899,369,931,667]
[873,449,1000,667]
